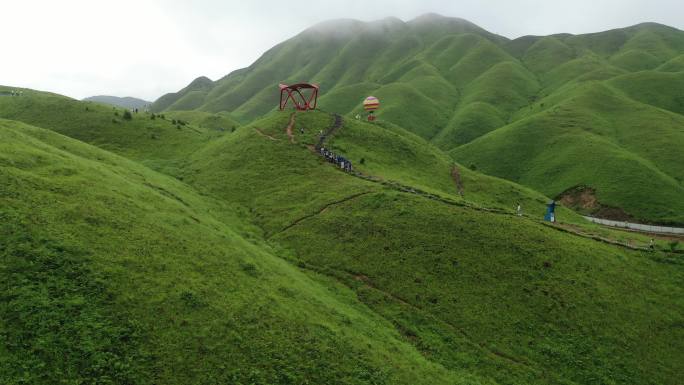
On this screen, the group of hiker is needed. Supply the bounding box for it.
[3,90,23,96]
[319,147,353,173]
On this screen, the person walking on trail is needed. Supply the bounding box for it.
[300,127,304,134]
[649,238,655,250]
[516,203,522,216]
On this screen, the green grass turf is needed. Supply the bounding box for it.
[452,81,684,225]
[0,86,222,175]
[175,109,683,384]
[271,189,683,385]
[3,15,684,382]
[1,118,482,385]
[1,100,682,384]
[164,110,241,132]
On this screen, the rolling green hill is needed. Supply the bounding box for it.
[151,15,684,224]
[2,13,684,385]
[0,85,222,175]
[176,110,684,385]
[1,118,485,384]
[1,85,682,384]
[82,95,151,109]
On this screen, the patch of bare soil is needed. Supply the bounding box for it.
[557,186,633,221]
[593,206,633,222]
[558,186,599,210]
[451,166,464,196]
[285,113,296,143]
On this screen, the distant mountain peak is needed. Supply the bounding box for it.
[82,95,150,109]
[410,13,474,25]
[188,76,213,88]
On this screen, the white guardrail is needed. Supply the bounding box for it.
[583,216,684,235]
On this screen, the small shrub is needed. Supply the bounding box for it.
[150,114,155,120]
[231,126,236,132]
[85,107,89,112]
[122,110,132,120]
[360,158,365,165]
[669,241,680,252]
[469,164,477,171]
[180,291,204,308]
[111,118,118,123]
[176,125,181,130]
[114,111,119,116]
[160,114,165,119]
[171,119,177,125]
[241,262,259,277]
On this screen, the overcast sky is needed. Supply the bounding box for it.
[2,0,682,101]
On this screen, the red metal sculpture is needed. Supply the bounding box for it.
[279,83,319,111]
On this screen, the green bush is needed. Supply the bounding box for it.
[123,110,133,121]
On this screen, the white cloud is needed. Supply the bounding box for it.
[0,0,681,100]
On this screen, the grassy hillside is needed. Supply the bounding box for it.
[273,190,683,385]
[0,86,221,175]
[452,81,684,224]
[164,110,241,132]
[1,98,682,384]
[150,15,684,224]
[1,118,485,385]
[179,110,683,385]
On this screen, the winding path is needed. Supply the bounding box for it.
[254,127,279,141]
[316,113,342,150]
[285,113,296,143]
[271,191,373,237]
[309,113,655,252]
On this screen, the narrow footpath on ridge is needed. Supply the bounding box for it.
[316,113,342,149]
[254,127,279,141]
[271,112,654,252]
[285,112,296,143]
[271,191,373,238]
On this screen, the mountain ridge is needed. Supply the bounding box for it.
[149,14,684,224]
[83,95,151,109]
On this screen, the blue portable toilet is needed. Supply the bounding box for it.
[544,200,556,222]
